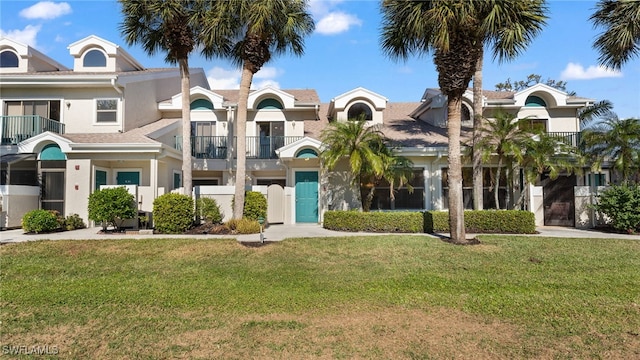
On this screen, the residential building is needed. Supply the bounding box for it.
[0,36,606,229]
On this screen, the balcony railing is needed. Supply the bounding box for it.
[1,115,65,145]
[547,132,582,147]
[175,135,303,159]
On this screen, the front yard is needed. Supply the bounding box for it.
[1,236,638,359]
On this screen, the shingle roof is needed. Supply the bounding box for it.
[212,89,320,104]
[61,118,179,144]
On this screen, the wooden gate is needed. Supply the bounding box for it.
[267,184,285,224]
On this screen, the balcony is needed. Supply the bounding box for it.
[175,136,303,159]
[547,132,582,147]
[1,115,65,145]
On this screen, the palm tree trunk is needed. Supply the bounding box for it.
[472,50,484,210]
[495,156,503,210]
[233,64,253,219]
[447,97,466,243]
[179,58,193,197]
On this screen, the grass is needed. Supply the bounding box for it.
[1,235,639,359]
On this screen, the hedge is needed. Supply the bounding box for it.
[424,210,536,234]
[323,210,423,233]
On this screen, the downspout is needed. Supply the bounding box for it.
[111,78,124,132]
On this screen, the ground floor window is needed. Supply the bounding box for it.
[368,169,424,210]
[442,167,507,210]
[257,179,286,187]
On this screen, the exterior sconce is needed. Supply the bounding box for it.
[66,101,71,109]
[75,165,80,170]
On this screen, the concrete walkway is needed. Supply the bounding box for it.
[1,224,638,244]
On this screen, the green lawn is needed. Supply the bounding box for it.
[1,236,639,359]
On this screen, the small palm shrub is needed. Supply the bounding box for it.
[22,209,60,233]
[226,218,261,234]
[64,214,86,231]
[153,193,194,234]
[195,197,223,224]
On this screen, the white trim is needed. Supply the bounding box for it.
[94,98,120,125]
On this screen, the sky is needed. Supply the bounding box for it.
[1,0,639,119]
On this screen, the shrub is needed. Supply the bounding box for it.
[323,211,423,233]
[22,209,60,233]
[241,191,267,221]
[153,193,194,234]
[65,214,86,231]
[424,210,536,234]
[226,218,261,234]
[196,197,223,224]
[88,187,137,231]
[592,184,640,233]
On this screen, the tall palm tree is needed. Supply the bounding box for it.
[381,0,547,243]
[581,115,640,184]
[207,0,314,220]
[119,0,231,198]
[590,0,640,69]
[477,109,533,209]
[320,119,386,211]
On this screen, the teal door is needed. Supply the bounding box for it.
[95,170,107,191]
[116,171,140,185]
[295,171,318,223]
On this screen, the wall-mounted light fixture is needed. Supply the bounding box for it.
[66,101,71,109]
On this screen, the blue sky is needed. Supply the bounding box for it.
[1,0,639,118]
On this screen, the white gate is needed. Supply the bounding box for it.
[267,184,285,224]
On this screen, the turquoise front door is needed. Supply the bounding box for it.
[295,171,318,223]
[116,171,140,185]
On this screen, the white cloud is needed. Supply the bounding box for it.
[0,25,42,47]
[206,66,282,90]
[20,1,71,20]
[560,62,623,80]
[316,12,362,35]
[309,0,345,17]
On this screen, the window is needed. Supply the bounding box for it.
[442,167,507,210]
[257,179,286,187]
[0,50,19,68]
[257,98,283,110]
[347,102,372,121]
[190,99,214,110]
[369,170,424,210]
[257,121,285,158]
[520,118,547,132]
[96,99,118,123]
[83,49,107,67]
[461,105,471,123]
[173,172,182,190]
[4,100,60,120]
[525,95,547,107]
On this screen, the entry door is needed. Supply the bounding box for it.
[295,171,318,223]
[543,174,576,226]
[116,171,140,185]
[41,171,65,214]
[95,170,107,191]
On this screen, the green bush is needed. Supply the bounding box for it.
[226,218,261,234]
[242,191,267,221]
[322,211,423,233]
[153,193,194,234]
[64,214,86,231]
[592,184,640,233]
[88,187,137,231]
[22,209,60,233]
[196,197,223,224]
[424,210,536,234]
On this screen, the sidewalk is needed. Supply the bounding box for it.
[1,224,638,244]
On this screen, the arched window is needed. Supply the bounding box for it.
[0,50,19,67]
[296,148,318,159]
[257,98,283,109]
[83,49,107,67]
[40,144,66,160]
[347,102,372,121]
[525,95,547,107]
[190,99,214,110]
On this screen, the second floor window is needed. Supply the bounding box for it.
[347,102,373,121]
[96,99,118,123]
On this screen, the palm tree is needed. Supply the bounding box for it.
[207,0,314,220]
[120,0,197,198]
[320,119,386,211]
[581,115,640,184]
[514,133,582,209]
[477,109,533,209]
[381,0,547,243]
[590,0,640,69]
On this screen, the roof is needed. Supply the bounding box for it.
[212,89,321,104]
[61,118,180,145]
